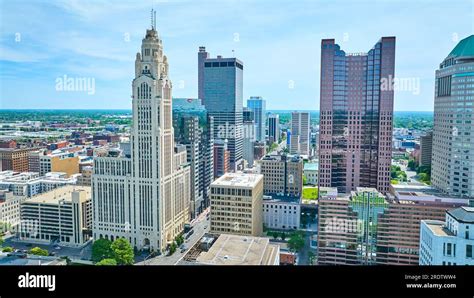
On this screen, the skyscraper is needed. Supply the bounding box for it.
[242,108,256,167]
[173,98,214,217]
[290,112,310,155]
[92,21,191,252]
[198,48,244,171]
[431,35,474,199]
[319,37,395,195]
[268,114,280,144]
[247,96,266,142]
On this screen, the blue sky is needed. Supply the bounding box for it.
[0,0,473,110]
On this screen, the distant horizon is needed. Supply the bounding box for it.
[0,108,435,113]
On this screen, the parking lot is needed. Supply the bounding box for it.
[1,235,92,261]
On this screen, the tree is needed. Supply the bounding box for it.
[288,232,305,253]
[0,235,3,247]
[29,247,49,256]
[281,232,287,241]
[2,246,13,252]
[271,231,279,240]
[168,242,177,256]
[175,234,184,246]
[92,238,113,263]
[302,175,308,185]
[96,258,117,266]
[111,238,134,265]
[407,159,418,171]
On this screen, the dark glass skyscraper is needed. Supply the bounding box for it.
[319,37,395,194]
[198,47,244,171]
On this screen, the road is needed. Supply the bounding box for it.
[135,207,210,265]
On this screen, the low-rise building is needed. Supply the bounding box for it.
[0,171,78,197]
[210,173,263,236]
[420,206,474,265]
[19,185,92,247]
[196,234,279,265]
[263,195,300,230]
[0,189,23,232]
[303,162,318,186]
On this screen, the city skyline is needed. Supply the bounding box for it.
[1,0,473,111]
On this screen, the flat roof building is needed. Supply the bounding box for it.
[196,234,279,265]
[210,173,263,236]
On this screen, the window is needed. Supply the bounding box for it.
[467,244,473,258]
[447,243,452,256]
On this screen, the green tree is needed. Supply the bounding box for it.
[407,159,418,171]
[175,234,184,246]
[302,175,308,185]
[91,238,113,263]
[29,247,49,256]
[281,232,287,241]
[2,246,13,252]
[0,235,3,247]
[96,258,117,266]
[271,231,279,240]
[288,232,305,253]
[111,238,134,265]
[168,242,177,256]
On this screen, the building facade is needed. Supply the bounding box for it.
[247,96,266,142]
[319,37,396,195]
[260,154,303,197]
[210,173,263,237]
[198,47,244,171]
[290,112,310,155]
[268,114,280,144]
[242,108,256,167]
[263,195,301,230]
[92,24,191,252]
[431,35,474,199]
[419,131,433,167]
[19,186,92,247]
[420,206,474,265]
[0,148,33,173]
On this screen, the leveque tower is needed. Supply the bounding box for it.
[92,22,191,252]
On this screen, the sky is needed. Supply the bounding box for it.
[0,0,473,111]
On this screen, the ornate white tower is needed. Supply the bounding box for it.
[92,13,191,252]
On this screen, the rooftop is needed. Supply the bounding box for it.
[447,206,474,224]
[196,234,279,265]
[423,220,454,237]
[26,185,91,204]
[211,173,263,189]
[449,35,474,58]
[303,162,318,171]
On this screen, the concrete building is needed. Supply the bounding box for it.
[242,108,256,167]
[247,96,266,142]
[77,166,92,186]
[210,173,263,237]
[198,47,244,171]
[0,148,34,172]
[268,114,280,144]
[303,162,318,186]
[196,234,279,265]
[0,171,78,197]
[420,206,474,265]
[263,195,301,230]
[213,139,230,178]
[290,112,310,155]
[92,22,191,252]
[19,185,92,247]
[376,192,467,265]
[319,37,396,195]
[39,150,80,177]
[260,154,303,197]
[431,35,474,199]
[0,190,23,232]
[419,131,433,167]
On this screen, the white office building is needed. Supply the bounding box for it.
[263,195,301,230]
[419,206,474,265]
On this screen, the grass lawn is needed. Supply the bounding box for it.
[302,187,318,200]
